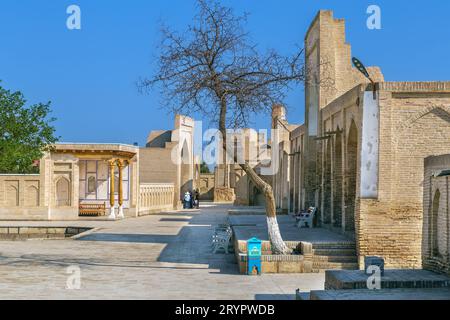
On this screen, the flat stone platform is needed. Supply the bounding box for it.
[307,288,450,300]
[230,215,351,244]
[231,215,357,274]
[325,269,450,290]
[228,207,285,216]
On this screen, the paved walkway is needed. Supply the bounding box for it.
[229,215,352,243]
[0,204,324,300]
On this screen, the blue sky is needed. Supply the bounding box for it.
[0,0,449,146]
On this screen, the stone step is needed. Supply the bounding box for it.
[295,290,311,300]
[313,255,358,263]
[309,288,450,300]
[312,242,356,250]
[313,248,357,256]
[312,262,359,272]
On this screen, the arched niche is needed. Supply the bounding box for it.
[56,177,71,207]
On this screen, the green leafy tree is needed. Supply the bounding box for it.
[200,161,211,174]
[0,83,58,174]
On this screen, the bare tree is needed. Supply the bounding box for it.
[140,0,307,254]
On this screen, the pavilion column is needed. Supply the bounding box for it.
[108,159,117,220]
[117,160,126,219]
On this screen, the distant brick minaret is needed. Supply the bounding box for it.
[271,104,287,129]
[302,10,384,209]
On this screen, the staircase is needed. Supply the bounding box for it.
[311,242,359,272]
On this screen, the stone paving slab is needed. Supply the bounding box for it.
[0,205,325,300]
[309,288,450,300]
[228,207,285,216]
[230,215,351,243]
[325,269,450,289]
[228,215,294,227]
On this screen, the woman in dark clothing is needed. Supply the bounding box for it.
[194,189,200,209]
[188,191,194,209]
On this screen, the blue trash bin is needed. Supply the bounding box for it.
[247,237,262,275]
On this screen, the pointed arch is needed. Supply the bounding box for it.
[25,186,39,207]
[401,105,450,131]
[180,139,193,195]
[6,183,19,207]
[56,177,71,207]
[323,139,332,225]
[431,189,442,257]
[334,129,343,228]
[345,120,358,233]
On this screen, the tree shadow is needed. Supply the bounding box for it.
[77,210,239,275]
[78,233,176,244]
[159,218,192,222]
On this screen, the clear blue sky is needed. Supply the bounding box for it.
[0,0,449,146]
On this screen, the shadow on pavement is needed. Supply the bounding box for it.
[77,205,239,275]
[254,294,295,300]
[78,233,176,244]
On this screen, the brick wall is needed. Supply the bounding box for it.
[279,8,450,271]
[139,148,178,184]
[357,86,450,269]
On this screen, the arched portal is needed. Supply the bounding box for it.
[180,140,193,195]
[333,130,343,228]
[323,140,332,225]
[248,180,265,207]
[345,121,358,233]
[431,189,441,257]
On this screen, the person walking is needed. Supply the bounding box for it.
[194,189,200,209]
[183,191,191,209]
[189,191,195,209]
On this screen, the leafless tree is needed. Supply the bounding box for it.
[140,0,308,254]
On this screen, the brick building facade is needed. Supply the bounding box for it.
[272,10,450,269]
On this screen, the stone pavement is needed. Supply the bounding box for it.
[0,204,324,300]
[325,269,450,290]
[230,215,351,244]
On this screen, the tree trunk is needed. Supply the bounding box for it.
[218,96,291,255]
[240,163,292,255]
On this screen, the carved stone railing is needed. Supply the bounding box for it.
[139,183,175,215]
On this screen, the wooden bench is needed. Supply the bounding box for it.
[79,203,106,217]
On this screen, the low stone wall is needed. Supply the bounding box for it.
[214,187,235,203]
[236,254,312,274]
[0,174,51,220]
[138,183,175,215]
[0,226,91,240]
[234,235,314,274]
[0,173,81,221]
